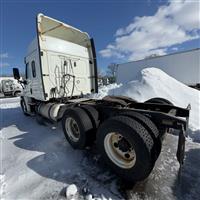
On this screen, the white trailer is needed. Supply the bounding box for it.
[13,14,190,184]
[116,49,200,88]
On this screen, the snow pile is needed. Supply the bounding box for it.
[95,68,200,139]
[66,184,78,199]
[91,83,121,99]
[0,174,6,197]
[0,97,20,109]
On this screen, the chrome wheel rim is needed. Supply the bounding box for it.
[65,117,80,142]
[104,132,136,169]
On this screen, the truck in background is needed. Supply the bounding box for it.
[0,78,22,97]
[13,13,190,184]
[116,48,200,89]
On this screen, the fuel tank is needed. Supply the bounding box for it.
[38,103,64,121]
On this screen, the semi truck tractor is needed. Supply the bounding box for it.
[13,14,190,183]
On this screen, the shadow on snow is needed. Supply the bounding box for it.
[2,106,121,199]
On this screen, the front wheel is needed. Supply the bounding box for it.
[14,91,21,97]
[20,98,30,116]
[97,115,155,183]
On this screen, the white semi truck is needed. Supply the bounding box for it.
[13,14,190,183]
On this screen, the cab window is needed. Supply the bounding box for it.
[25,62,29,79]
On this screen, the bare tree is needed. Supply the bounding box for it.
[106,63,118,83]
[107,63,118,77]
[97,68,105,79]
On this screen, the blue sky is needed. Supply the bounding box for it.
[0,0,199,76]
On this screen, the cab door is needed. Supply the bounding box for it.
[24,52,44,100]
[23,61,32,97]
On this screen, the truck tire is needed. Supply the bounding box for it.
[113,95,137,103]
[104,95,137,104]
[4,93,11,97]
[81,105,99,129]
[14,91,21,97]
[62,107,93,149]
[145,97,173,105]
[96,115,154,183]
[20,98,30,116]
[120,111,161,161]
[145,97,174,136]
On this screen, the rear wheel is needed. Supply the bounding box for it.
[145,97,173,105]
[104,132,137,169]
[62,107,93,149]
[145,97,174,136]
[120,111,161,161]
[81,105,99,129]
[97,115,155,183]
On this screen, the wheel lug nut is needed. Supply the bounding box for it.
[125,153,130,158]
[114,143,118,148]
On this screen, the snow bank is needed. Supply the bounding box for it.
[0,174,6,197]
[0,97,20,109]
[66,184,78,199]
[91,83,121,99]
[94,68,200,139]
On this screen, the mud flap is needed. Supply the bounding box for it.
[177,104,189,166]
[176,126,186,165]
[176,126,186,182]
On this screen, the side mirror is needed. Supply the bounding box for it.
[13,68,20,80]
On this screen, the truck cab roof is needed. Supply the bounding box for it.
[37,13,90,48]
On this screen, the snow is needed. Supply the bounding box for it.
[92,68,200,142]
[0,77,16,82]
[86,194,93,200]
[92,83,121,99]
[1,97,119,200]
[66,184,78,198]
[0,97,20,109]
[1,68,200,199]
[0,174,6,197]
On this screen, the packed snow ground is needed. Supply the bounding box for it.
[1,68,200,199]
[1,98,119,200]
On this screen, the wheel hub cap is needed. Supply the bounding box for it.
[65,117,80,142]
[104,132,136,169]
